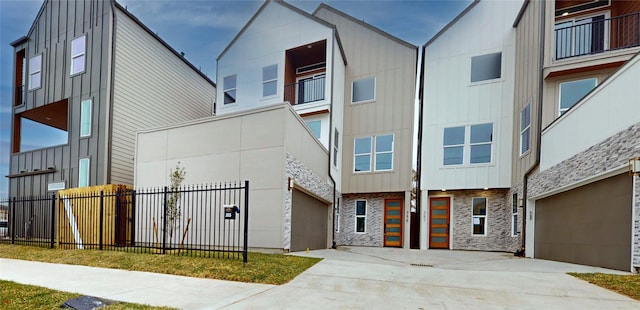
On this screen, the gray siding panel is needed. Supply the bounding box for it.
[111,9,215,185]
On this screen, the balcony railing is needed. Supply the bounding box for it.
[284,75,325,105]
[554,12,640,60]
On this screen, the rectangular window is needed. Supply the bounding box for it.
[470,52,501,82]
[559,78,596,115]
[520,104,531,155]
[80,99,92,137]
[262,64,277,97]
[354,137,372,172]
[78,158,90,187]
[333,129,339,167]
[335,198,340,233]
[512,193,518,236]
[374,134,393,171]
[28,54,42,90]
[223,75,237,105]
[352,77,375,103]
[355,200,366,233]
[443,126,465,165]
[470,123,492,164]
[472,197,487,235]
[305,120,321,139]
[70,35,86,75]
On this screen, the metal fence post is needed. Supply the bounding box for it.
[243,180,249,264]
[131,190,136,247]
[11,197,16,244]
[99,191,104,251]
[50,194,56,249]
[163,186,168,254]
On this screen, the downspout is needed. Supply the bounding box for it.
[521,0,546,251]
[415,45,426,249]
[106,0,118,184]
[328,30,337,249]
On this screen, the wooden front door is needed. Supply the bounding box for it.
[429,197,450,249]
[384,199,403,247]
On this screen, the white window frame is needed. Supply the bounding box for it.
[223,74,237,105]
[558,78,597,115]
[511,193,519,237]
[262,64,277,98]
[472,197,487,236]
[78,158,90,187]
[469,123,493,164]
[443,126,465,166]
[28,54,42,90]
[520,104,531,156]
[374,134,394,171]
[80,98,92,138]
[335,198,340,233]
[70,35,86,76]
[355,200,367,233]
[353,136,372,173]
[333,129,339,168]
[351,77,376,104]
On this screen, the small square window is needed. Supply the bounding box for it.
[559,78,596,115]
[471,52,501,82]
[305,120,321,139]
[71,35,86,75]
[28,54,42,90]
[352,77,375,103]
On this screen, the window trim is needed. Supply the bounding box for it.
[28,53,43,91]
[353,136,372,173]
[511,193,519,237]
[558,77,597,115]
[443,126,465,166]
[262,64,277,98]
[355,200,367,233]
[80,98,92,138]
[351,76,376,104]
[442,123,494,167]
[305,119,322,140]
[223,74,237,105]
[78,158,90,188]
[374,134,394,171]
[472,197,487,236]
[70,34,87,76]
[470,52,502,83]
[469,123,493,165]
[519,103,531,156]
[334,198,340,233]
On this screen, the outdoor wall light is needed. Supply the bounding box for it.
[629,157,640,176]
[287,177,294,191]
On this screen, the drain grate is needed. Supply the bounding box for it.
[410,263,433,267]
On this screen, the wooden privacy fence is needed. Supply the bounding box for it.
[0,181,250,263]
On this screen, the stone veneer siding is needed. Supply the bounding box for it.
[337,192,404,247]
[528,122,640,269]
[445,189,519,252]
[284,152,334,251]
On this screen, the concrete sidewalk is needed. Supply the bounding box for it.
[1,247,639,309]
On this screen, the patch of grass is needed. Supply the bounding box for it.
[0,280,174,310]
[569,272,640,300]
[0,244,321,285]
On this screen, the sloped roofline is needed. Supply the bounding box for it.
[513,0,530,27]
[424,0,480,47]
[217,0,347,64]
[313,3,417,50]
[11,0,215,87]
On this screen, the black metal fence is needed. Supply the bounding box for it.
[0,181,249,263]
[284,75,326,105]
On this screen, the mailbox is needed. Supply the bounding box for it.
[224,205,240,220]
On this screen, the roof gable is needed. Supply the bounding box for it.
[424,0,479,47]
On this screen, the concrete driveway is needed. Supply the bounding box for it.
[225,246,639,309]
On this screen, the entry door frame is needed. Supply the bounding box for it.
[383,198,403,247]
[428,196,451,249]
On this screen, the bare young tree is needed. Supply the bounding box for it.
[167,162,186,245]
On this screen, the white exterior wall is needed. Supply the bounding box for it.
[135,103,330,250]
[329,36,345,191]
[422,0,521,191]
[540,54,640,171]
[216,2,335,116]
[111,8,215,185]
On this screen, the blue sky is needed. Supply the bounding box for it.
[0,0,473,197]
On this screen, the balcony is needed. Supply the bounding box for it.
[284,75,326,105]
[15,85,24,106]
[554,12,640,60]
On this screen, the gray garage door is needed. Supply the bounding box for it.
[535,173,632,271]
[291,189,328,252]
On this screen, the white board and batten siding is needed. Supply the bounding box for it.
[111,8,216,185]
[422,0,521,190]
[216,1,335,115]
